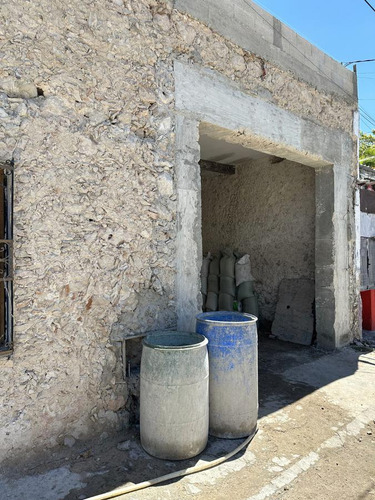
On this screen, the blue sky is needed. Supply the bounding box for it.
[254,0,375,133]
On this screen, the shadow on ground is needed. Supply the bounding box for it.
[1,333,371,500]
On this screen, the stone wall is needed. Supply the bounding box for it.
[202,159,315,322]
[0,0,356,463]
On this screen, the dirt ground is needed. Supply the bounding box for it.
[1,335,375,500]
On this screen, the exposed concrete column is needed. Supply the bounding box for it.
[316,163,357,349]
[175,115,202,332]
[333,162,357,347]
[315,166,336,349]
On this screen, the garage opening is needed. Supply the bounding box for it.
[199,131,316,345]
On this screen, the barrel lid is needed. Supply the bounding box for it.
[196,311,258,325]
[143,331,208,349]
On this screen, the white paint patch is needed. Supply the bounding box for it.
[188,452,256,486]
[0,467,85,500]
[247,452,320,500]
[261,410,290,425]
[360,212,375,238]
[320,435,344,449]
[267,465,283,473]
[272,456,291,467]
[185,484,202,495]
[247,408,375,500]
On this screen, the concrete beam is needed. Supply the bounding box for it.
[199,160,236,175]
[174,0,356,101]
[175,61,350,167]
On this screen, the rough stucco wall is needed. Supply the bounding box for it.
[0,0,352,463]
[202,159,315,322]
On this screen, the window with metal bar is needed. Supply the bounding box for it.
[0,160,13,355]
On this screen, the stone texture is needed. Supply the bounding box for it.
[0,0,357,466]
[271,278,315,345]
[202,158,316,322]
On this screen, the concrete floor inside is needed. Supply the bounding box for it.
[1,334,375,500]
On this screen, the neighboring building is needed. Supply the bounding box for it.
[358,165,375,329]
[0,0,360,463]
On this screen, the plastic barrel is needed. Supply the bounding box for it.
[195,312,258,439]
[140,331,209,460]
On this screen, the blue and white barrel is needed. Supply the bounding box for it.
[196,312,258,439]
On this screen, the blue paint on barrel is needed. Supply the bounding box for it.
[196,311,258,439]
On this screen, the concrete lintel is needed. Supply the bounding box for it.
[174,61,351,169]
[199,160,235,175]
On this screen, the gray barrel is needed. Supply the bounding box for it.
[140,331,209,460]
[196,312,258,439]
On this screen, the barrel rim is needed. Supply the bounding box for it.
[196,311,258,325]
[143,331,208,350]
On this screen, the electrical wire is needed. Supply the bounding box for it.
[360,114,375,130]
[343,59,375,67]
[364,0,375,13]
[240,0,375,129]
[360,107,375,128]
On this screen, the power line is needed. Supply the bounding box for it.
[360,108,375,128]
[359,105,375,123]
[342,59,375,67]
[361,114,375,131]
[364,0,375,13]
[240,0,375,129]
[359,104,375,124]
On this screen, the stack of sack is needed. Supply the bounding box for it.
[205,254,220,312]
[219,249,236,311]
[235,254,258,317]
[201,250,259,318]
[201,252,211,311]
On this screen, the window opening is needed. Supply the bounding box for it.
[0,160,13,354]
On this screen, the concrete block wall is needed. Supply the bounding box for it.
[175,0,357,100]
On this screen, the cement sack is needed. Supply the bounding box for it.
[242,296,258,318]
[208,275,219,294]
[219,293,234,311]
[235,254,254,286]
[201,276,208,296]
[202,293,207,311]
[220,276,236,297]
[206,292,218,311]
[201,252,212,278]
[209,255,220,276]
[237,281,254,301]
[220,250,235,278]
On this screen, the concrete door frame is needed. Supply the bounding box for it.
[174,61,360,348]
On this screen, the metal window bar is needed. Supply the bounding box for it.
[0,160,13,354]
